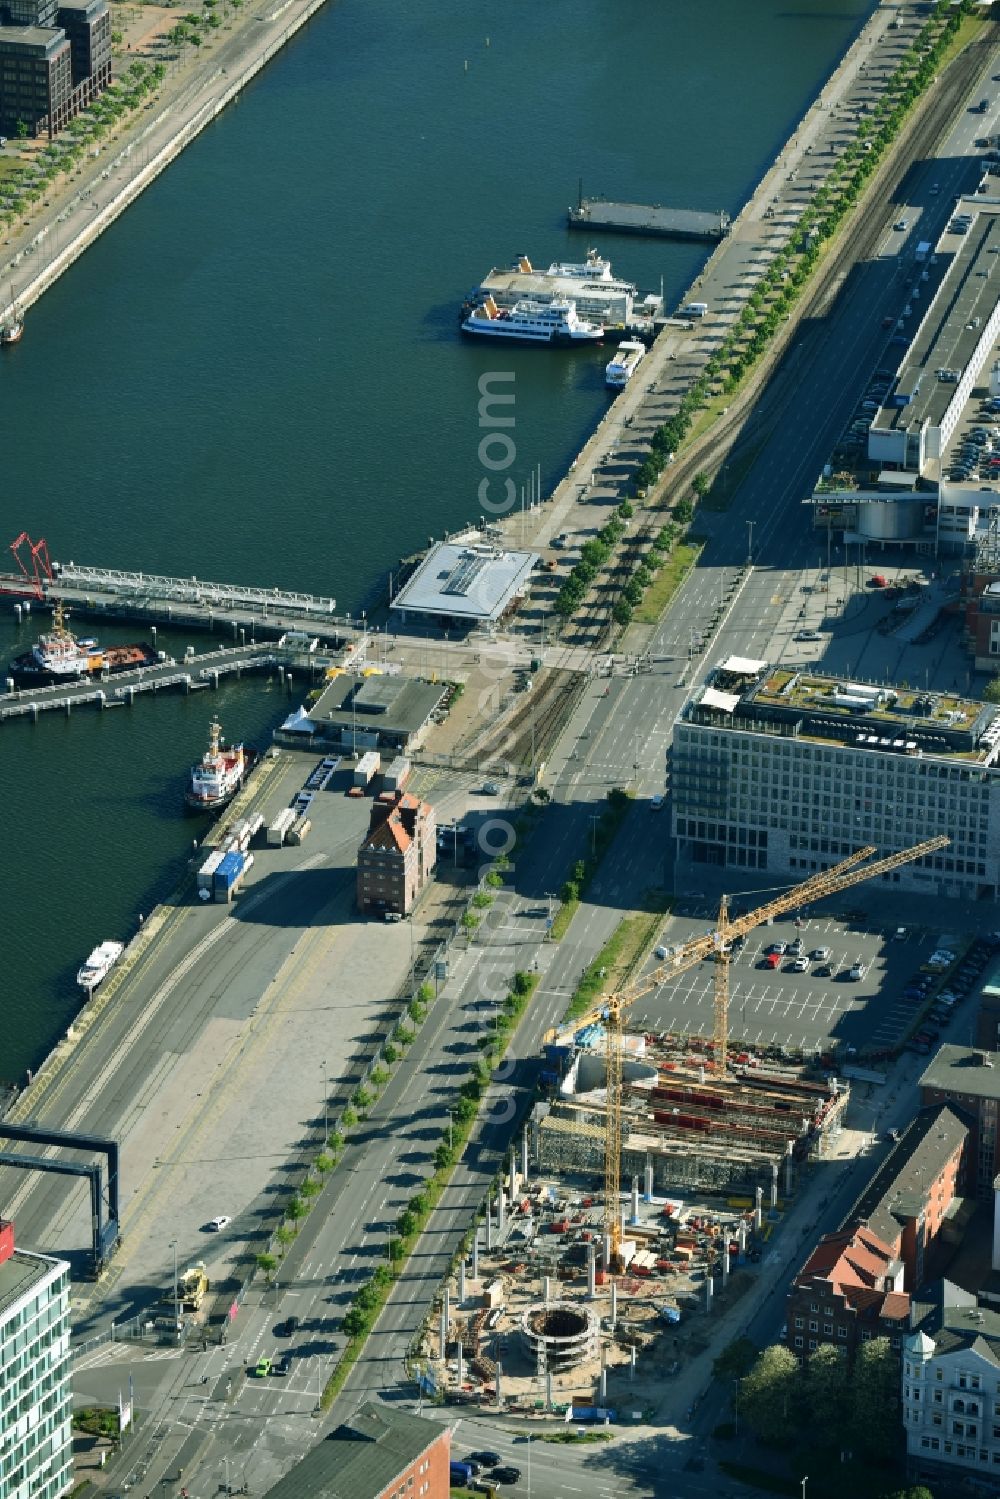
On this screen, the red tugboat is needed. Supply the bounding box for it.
[185,718,257,813]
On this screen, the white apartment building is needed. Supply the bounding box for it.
[671,657,1000,900]
[0,1219,73,1499]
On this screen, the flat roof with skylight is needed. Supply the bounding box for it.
[390,537,537,626]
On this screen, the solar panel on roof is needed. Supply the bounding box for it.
[442,553,490,596]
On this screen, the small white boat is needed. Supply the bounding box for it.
[77,940,125,994]
[605,339,646,389]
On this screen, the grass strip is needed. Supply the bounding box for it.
[319,973,542,1410]
[549,790,633,941]
[632,541,703,624]
[562,908,667,1026]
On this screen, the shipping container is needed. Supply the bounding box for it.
[288,816,311,846]
[383,755,411,791]
[197,849,224,890]
[267,807,297,846]
[354,750,381,786]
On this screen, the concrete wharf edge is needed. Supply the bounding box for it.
[5,0,332,320]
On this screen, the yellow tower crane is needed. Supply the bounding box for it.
[564,835,949,1271]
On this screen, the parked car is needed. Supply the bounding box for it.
[814,964,833,977]
[206,1215,232,1232]
[273,1354,292,1376]
[480,781,500,796]
[468,1451,502,1469]
[492,1470,521,1486]
[274,1316,300,1338]
[769,942,788,955]
[811,947,832,961]
[763,953,782,970]
[791,956,810,972]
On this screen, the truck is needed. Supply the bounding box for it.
[914,240,931,263]
[450,1460,475,1485]
[267,807,297,846]
[162,1261,209,1313]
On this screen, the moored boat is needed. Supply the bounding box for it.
[605,339,647,389]
[77,940,125,994]
[7,602,159,687]
[461,295,604,345]
[186,718,257,812]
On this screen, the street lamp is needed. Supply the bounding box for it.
[321,1059,328,1144]
[747,519,754,564]
[801,1479,808,1499]
[170,1239,178,1334]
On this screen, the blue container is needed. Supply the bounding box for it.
[214,851,245,889]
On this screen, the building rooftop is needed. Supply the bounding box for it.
[0,21,65,45]
[793,1224,910,1321]
[847,1104,969,1249]
[391,539,537,624]
[306,672,445,748]
[910,1277,1000,1363]
[0,1246,62,1321]
[686,657,1000,763]
[873,211,1000,441]
[920,1045,1000,1102]
[261,1400,444,1499]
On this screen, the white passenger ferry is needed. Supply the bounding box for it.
[463,248,661,331]
[461,296,604,345]
[605,340,647,388]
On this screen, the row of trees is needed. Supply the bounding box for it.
[168,0,241,50]
[0,63,167,232]
[738,1338,900,1463]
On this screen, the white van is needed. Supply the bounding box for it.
[684,302,709,318]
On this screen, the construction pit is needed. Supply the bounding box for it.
[417,1034,851,1418]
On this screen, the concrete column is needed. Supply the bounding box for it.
[785,1140,795,1196]
[770,1162,778,1210]
[994,1175,1000,1273]
[738,1220,747,1253]
[722,1241,730,1284]
[604,1233,612,1268]
[472,1230,479,1282]
[521,1126,529,1185]
[456,1340,463,1388]
[587,1242,596,1300]
[705,1277,714,1314]
[630,1176,640,1225]
[509,1148,518,1200]
[611,1281,618,1330]
[498,1185,506,1232]
[599,1358,607,1402]
[630,1347,637,1383]
[459,1258,466,1303]
[544,1276,552,1306]
[485,1196,493,1251]
[440,1288,449,1360]
[546,1369,553,1411]
[644,1159,654,1202]
[754,1185,763,1234]
[496,1359,503,1408]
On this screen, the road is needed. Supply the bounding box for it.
[64,14,1000,1498]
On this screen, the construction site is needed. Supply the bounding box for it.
[418,836,948,1417]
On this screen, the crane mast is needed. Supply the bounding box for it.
[601,834,948,1269]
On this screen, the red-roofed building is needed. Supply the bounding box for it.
[357,790,436,916]
[785,1224,911,1364]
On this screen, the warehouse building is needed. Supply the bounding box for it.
[357,789,436,917]
[671,656,1000,900]
[920,1046,1000,1201]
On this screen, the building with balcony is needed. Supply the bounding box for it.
[670,656,1000,900]
[903,1280,1000,1485]
[0,1217,73,1499]
[357,790,436,916]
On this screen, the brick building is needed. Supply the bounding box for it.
[357,790,436,917]
[845,1104,971,1289]
[921,1047,1000,1201]
[786,1223,910,1362]
[262,1401,450,1499]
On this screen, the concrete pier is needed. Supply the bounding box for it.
[568,198,730,241]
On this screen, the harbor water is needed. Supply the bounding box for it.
[0,0,874,1080]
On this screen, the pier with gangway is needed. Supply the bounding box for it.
[0,533,358,644]
[0,641,328,725]
[568,196,731,242]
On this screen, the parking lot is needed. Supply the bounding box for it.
[632,898,996,1059]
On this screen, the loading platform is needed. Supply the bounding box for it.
[568,197,730,242]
